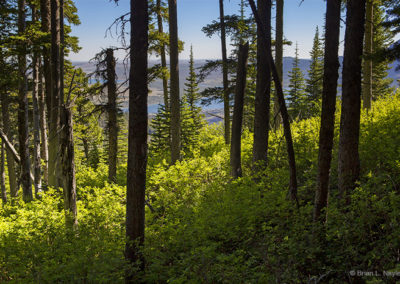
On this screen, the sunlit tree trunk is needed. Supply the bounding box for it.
[32,51,42,197]
[39,64,49,188]
[231,43,249,179]
[106,48,118,183]
[338,0,366,202]
[219,0,230,144]
[314,0,341,222]
[18,0,33,202]
[126,0,148,279]
[157,0,169,110]
[1,136,6,205]
[253,0,271,166]
[169,0,180,164]
[49,0,61,188]
[40,0,52,123]
[1,94,17,198]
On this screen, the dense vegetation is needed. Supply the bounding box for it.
[1,94,400,282]
[1,0,400,282]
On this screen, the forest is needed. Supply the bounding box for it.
[1,0,400,282]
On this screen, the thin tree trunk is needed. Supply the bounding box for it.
[106,48,118,183]
[40,0,52,128]
[252,0,271,166]
[126,0,148,278]
[248,0,298,202]
[49,0,60,188]
[231,42,249,179]
[314,0,341,222]
[169,0,180,164]
[0,142,6,205]
[273,0,283,130]
[39,63,49,188]
[58,0,65,188]
[219,0,230,144]
[1,94,17,198]
[0,128,34,182]
[31,5,42,196]
[362,0,373,109]
[32,49,42,197]
[156,0,169,110]
[18,0,33,202]
[338,0,366,202]
[60,105,77,227]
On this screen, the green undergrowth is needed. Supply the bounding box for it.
[1,95,400,282]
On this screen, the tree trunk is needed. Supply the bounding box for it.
[252,0,271,166]
[362,0,373,109]
[314,0,341,222]
[60,105,77,227]
[40,0,52,127]
[39,62,49,188]
[18,0,33,202]
[106,48,118,183]
[156,0,169,110]
[248,0,298,202]
[338,0,366,202]
[219,0,230,145]
[126,0,148,278]
[231,43,249,179]
[273,0,283,130]
[1,94,18,198]
[32,49,42,197]
[169,0,181,164]
[0,141,6,205]
[49,0,60,188]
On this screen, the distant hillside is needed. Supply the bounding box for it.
[73,57,399,109]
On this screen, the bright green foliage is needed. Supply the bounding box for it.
[287,43,308,120]
[305,26,324,117]
[2,94,400,282]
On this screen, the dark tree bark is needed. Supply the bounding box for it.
[248,0,298,202]
[219,0,230,145]
[18,0,33,202]
[338,0,366,202]
[126,0,148,278]
[49,0,61,188]
[231,43,249,179]
[252,0,271,166]
[156,0,169,110]
[60,105,77,227]
[362,0,373,109]
[40,0,52,124]
[1,94,17,198]
[169,0,180,164]
[273,0,283,130]
[314,0,342,222]
[106,48,118,183]
[39,63,49,187]
[1,142,6,205]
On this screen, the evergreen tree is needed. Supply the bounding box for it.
[287,43,307,120]
[305,26,324,117]
[371,3,395,97]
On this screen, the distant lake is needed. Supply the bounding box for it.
[123,101,224,114]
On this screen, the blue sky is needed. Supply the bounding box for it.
[68,0,342,62]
